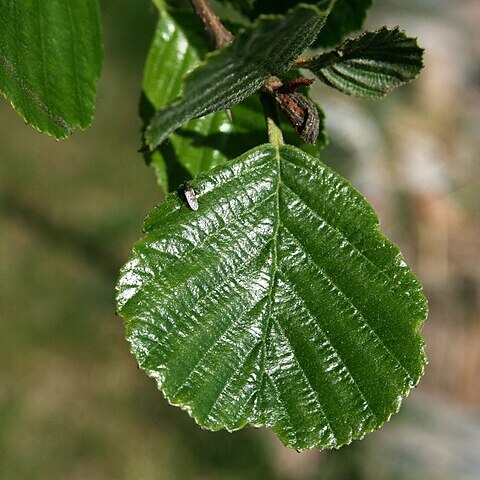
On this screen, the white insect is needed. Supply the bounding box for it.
[183,183,199,211]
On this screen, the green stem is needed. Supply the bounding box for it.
[260,92,284,148]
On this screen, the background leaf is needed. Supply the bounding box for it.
[145,2,334,149]
[217,0,373,47]
[117,144,427,450]
[302,27,424,99]
[0,0,102,139]
[314,0,373,47]
[141,5,234,191]
[143,3,328,190]
[217,0,255,12]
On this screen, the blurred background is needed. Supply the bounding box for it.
[0,0,479,478]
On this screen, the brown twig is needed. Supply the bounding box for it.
[190,0,234,49]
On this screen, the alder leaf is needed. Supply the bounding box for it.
[116,144,427,450]
[141,6,235,191]
[0,0,102,139]
[301,27,424,98]
[145,2,334,150]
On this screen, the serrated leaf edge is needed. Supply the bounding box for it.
[116,142,427,450]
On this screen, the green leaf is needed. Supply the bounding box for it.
[314,0,373,47]
[0,0,102,139]
[302,27,424,99]
[116,144,427,450]
[145,2,334,150]
[229,0,372,47]
[142,6,328,191]
[142,6,234,191]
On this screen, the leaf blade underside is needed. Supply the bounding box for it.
[116,144,427,450]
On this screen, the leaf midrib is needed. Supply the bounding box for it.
[258,143,281,417]
[256,145,407,432]
[259,146,362,442]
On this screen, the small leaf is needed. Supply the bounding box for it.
[302,27,424,98]
[142,6,234,191]
[0,0,102,139]
[145,2,334,150]
[116,144,427,450]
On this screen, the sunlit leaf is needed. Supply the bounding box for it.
[117,143,427,450]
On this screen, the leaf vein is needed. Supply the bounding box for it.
[281,181,394,289]
[170,296,268,398]
[282,223,413,383]
[273,316,337,444]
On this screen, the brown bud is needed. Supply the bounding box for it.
[274,90,320,144]
[269,77,319,145]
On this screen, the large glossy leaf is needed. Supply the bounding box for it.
[145,2,334,150]
[116,144,427,450]
[301,27,424,98]
[143,3,328,190]
[0,0,102,139]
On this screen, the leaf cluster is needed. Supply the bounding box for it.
[143,0,423,188]
[0,0,428,451]
[117,0,427,451]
